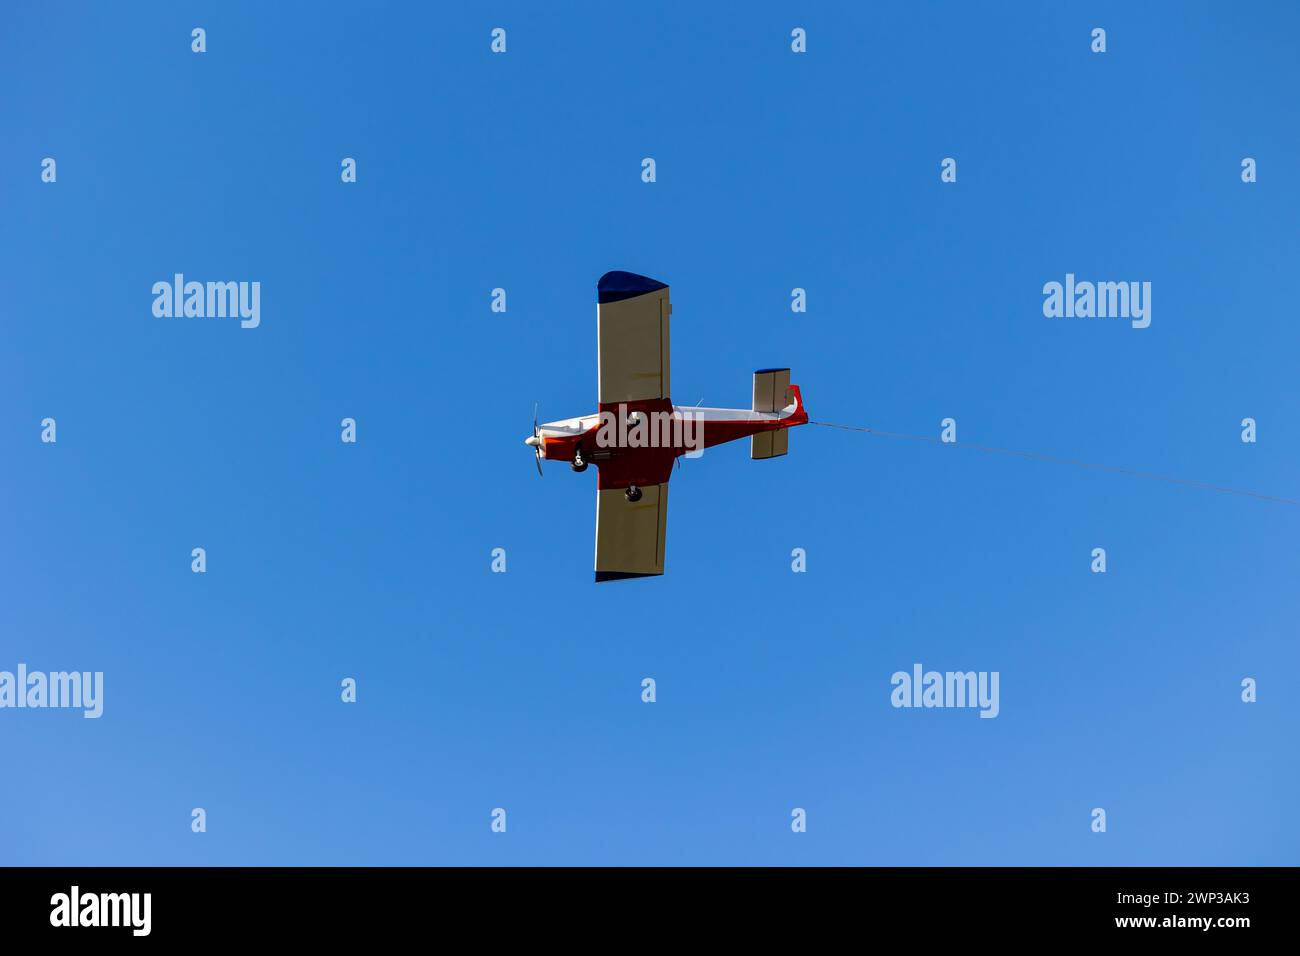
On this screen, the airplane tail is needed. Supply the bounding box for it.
[785,383,809,425]
[751,369,807,459]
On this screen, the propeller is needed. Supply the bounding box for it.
[526,403,543,476]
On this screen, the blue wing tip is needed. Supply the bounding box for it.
[598,271,668,304]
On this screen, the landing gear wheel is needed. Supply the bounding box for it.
[571,446,587,472]
[625,484,643,503]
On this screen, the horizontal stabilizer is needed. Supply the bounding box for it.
[752,368,791,413]
[752,368,792,459]
[752,428,789,459]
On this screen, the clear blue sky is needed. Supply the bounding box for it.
[2,1,1297,865]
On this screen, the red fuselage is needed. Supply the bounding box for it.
[538,385,808,490]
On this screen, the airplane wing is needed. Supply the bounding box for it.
[597,271,671,404]
[594,483,668,582]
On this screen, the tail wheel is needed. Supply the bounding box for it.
[625,484,643,503]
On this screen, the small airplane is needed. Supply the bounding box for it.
[525,270,809,581]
